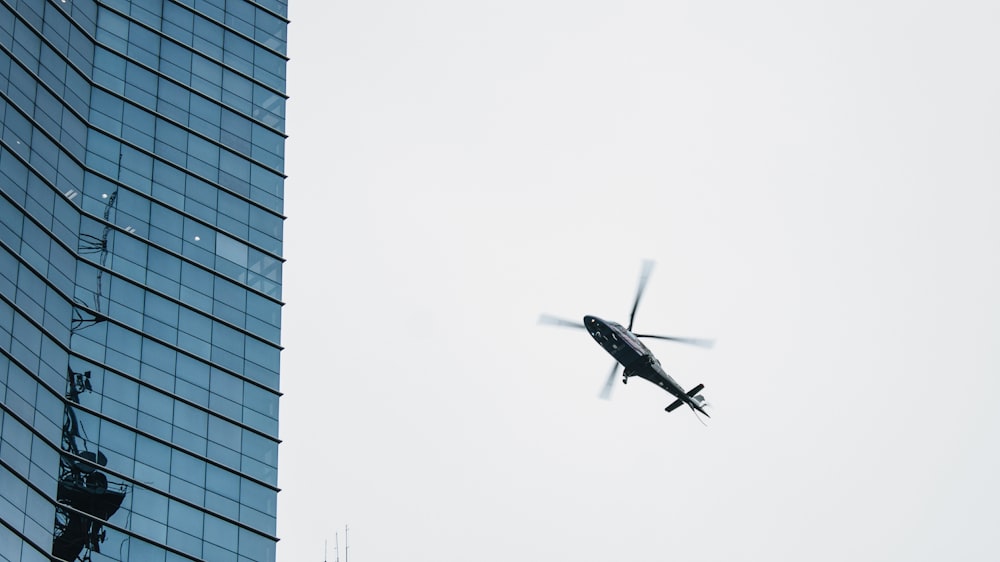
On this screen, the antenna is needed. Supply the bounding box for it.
[345,525,350,562]
[324,539,327,562]
[335,532,341,562]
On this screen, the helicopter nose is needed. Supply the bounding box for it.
[583,316,606,339]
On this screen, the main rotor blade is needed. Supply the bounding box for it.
[538,314,585,330]
[633,333,715,349]
[627,260,655,331]
[599,362,621,400]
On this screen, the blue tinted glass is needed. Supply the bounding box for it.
[2,2,284,558]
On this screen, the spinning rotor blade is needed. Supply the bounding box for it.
[538,314,585,329]
[632,333,715,349]
[627,260,655,331]
[599,362,621,400]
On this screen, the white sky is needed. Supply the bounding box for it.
[276,2,1000,561]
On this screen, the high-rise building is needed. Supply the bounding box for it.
[1,1,287,561]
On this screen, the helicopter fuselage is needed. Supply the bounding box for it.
[584,315,708,416]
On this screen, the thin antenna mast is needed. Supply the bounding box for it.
[345,525,349,562]
[335,532,341,562]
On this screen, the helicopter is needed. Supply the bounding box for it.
[540,260,714,418]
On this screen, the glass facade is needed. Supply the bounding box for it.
[0,1,286,560]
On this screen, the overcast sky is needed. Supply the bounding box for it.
[276,2,1000,561]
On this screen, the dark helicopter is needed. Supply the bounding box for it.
[540,261,714,418]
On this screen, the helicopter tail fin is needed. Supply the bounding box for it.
[665,384,706,413]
